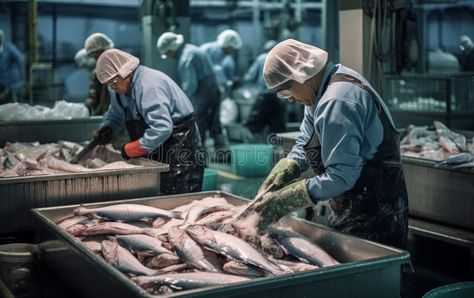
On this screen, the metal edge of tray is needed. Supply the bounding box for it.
[401,156,474,173]
[0,159,169,185]
[31,191,411,298]
[0,116,103,126]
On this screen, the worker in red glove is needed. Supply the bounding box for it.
[92,49,204,195]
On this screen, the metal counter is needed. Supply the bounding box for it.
[0,117,102,147]
[0,159,168,233]
[32,191,410,298]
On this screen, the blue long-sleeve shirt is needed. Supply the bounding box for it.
[200,41,236,86]
[177,43,217,98]
[0,42,23,89]
[243,52,271,93]
[288,62,397,201]
[101,65,194,152]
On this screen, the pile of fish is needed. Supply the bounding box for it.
[58,196,340,295]
[0,141,137,178]
[401,121,474,167]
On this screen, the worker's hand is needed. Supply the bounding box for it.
[259,158,301,192]
[84,98,95,108]
[92,126,113,145]
[121,139,148,160]
[254,179,314,231]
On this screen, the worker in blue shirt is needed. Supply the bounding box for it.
[93,49,204,195]
[200,29,242,92]
[0,29,24,103]
[243,40,287,140]
[253,39,408,249]
[157,32,225,151]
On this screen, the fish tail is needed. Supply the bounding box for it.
[170,211,184,220]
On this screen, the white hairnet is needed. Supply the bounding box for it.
[263,39,328,89]
[96,49,140,84]
[157,32,184,57]
[74,48,95,68]
[459,35,473,51]
[217,29,242,49]
[85,33,114,55]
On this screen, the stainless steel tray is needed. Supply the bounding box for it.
[0,159,168,233]
[32,191,410,298]
[0,116,104,147]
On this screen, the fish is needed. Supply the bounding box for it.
[145,254,182,269]
[222,261,264,277]
[439,136,460,155]
[58,215,89,230]
[183,205,232,226]
[114,234,174,256]
[101,240,159,276]
[82,222,146,236]
[38,153,91,173]
[195,210,235,226]
[167,226,222,273]
[73,203,183,222]
[132,272,249,289]
[186,225,282,275]
[268,256,319,273]
[268,227,339,267]
[434,121,466,151]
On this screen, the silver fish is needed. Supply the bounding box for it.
[146,253,182,269]
[74,203,183,221]
[268,256,319,273]
[183,205,231,226]
[101,240,159,276]
[58,215,89,230]
[195,210,234,226]
[436,152,473,167]
[223,260,264,277]
[186,225,281,275]
[167,226,222,273]
[132,272,249,289]
[114,234,173,256]
[82,222,146,236]
[268,227,339,267]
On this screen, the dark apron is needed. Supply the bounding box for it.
[303,74,409,249]
[116,93,204,196]
[191,75,224,148]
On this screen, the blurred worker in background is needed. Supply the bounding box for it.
[83,32,114,115]
[157,32,225,152]
[93,49,204,195]
[200,29,242,94]
[242,40,287,141]
[457,35,474,71]
[0,29,24,104]
[255,39,408,249]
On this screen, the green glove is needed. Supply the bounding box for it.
[255,179,314,231]
[259,158,301,192]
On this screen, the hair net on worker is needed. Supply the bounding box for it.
[85,33,114,55]
[74,48,96,68]
[263,40,277,52]
[263,39,328,90]
[217,29,242,49]
[96,49,140,84]
[459,35,473,52]
[157,32,184,57]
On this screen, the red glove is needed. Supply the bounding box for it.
[121,140,148,159]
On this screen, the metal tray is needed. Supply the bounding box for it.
[0,159,168,234]
[402,156,474,230]
[32,191,410,298]
[0,117,103,147]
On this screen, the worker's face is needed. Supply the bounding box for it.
[223,47,235,55]
[165,50,178,59]
[275,80,315,106]
[106,75,131,95]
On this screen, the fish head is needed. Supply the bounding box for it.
[186,225,215,244]
[73,206,88,216]
[101,239,118,262]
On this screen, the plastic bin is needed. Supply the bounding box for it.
[230,144,273,177]
[423,282,474,298]
[202,168,218,191]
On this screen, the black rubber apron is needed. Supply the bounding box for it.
[303,74,409,249]
[116,93,204,195]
